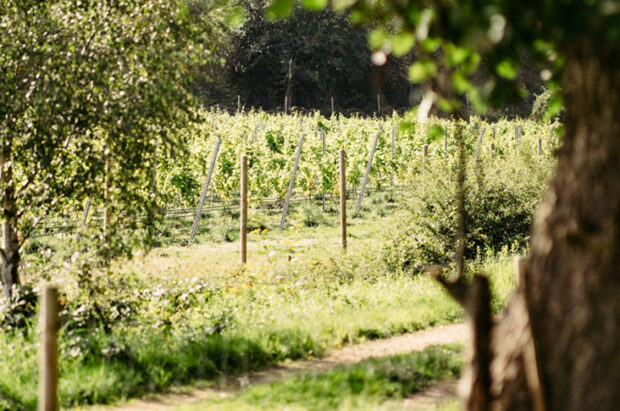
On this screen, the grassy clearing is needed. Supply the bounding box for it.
[0,191,517,410]
[175,344,463,411]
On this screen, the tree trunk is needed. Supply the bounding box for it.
[490,40,620,410]
[0,143,20,300]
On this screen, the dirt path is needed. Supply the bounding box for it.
[85,323,467,411]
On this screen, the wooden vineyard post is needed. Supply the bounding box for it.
[537,138,543,156]
[321,129,327,211]
[279,133,305,229]
[284,58,293,114]
[339,149,347,250]
[189,138,222,244]
[103,155,111,237]
[490,142,496,157]
[514,125,520,154]
[422,144,429,160]
[39,285,58,411]
[355,129,381,216]
[76,198,91,242]
[390,124,396,186]
[240,155,248,265]
[152,138,157,199]
[474,127,486,161]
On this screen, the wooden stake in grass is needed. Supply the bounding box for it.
[474,127,486,161]
[514,125,520,154]
[422,144,429,160]
[537,138,543,156]
[321,129,327,211]
[240,154,248,264]
[355,129,381,216]
[39,284,58,411]
[390,124,396,186]
[189,138,221,244]
[490,142,496,157]
[280,133,305,229]
[339,149,347,250]
[76,198,91,242]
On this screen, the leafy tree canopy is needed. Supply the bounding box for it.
[267,0,619,120]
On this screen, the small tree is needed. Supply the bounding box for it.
[0,0,206,299]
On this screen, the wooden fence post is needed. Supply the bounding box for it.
[422,144,429,160]
[339,149,347,250]
[152,138,157,199]
[489,142,495,157]
[514,125,520,154]
[321,129,327,211]
[537,138,542,156]
[76,198,91,242]
[279,133,305,229]
[474,127,486,161]
[240,155,248,264]
[355,129,381,216]
[189,138,221,243]
[390,124,396,186]
[39,285,58,411]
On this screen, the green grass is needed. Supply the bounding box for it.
[176,344,463,411]
[1,192,517,410]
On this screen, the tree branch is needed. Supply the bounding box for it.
[0,248,7,267]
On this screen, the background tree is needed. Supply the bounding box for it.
[228,0,376,112]
[270,0,620,409]
[0,0,208,299]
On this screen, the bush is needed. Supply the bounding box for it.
[381,153,553,274]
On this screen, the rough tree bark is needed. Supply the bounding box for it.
[490,40,620,410]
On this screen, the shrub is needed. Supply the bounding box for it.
[382,153,553,274]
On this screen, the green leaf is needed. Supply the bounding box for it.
[408,61,437,83]
[422,37,441,52]
[452,72,471,94]
[445,44,469,66]
[437,98,458,113]
[369,28,387,50]
[391,33,415,56]
[496,59,517,80]
[545,93,564,121]
[428,125,444,142]
[267,0,294,20]
[302,0,328,10]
